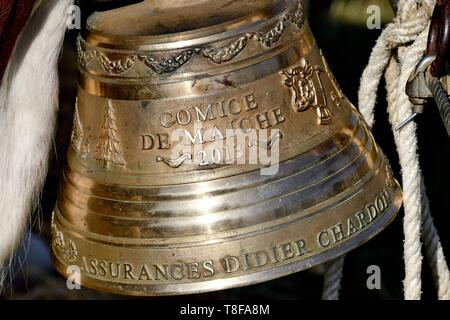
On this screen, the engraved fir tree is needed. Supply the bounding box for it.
[94,100,125,168]
[71,98,83,152]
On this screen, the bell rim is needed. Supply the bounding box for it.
[51,184,401,297]
[84,0,300,46]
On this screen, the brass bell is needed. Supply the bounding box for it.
[51,0,402,296]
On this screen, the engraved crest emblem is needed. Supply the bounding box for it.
[281,58,333,125]
[384,155,396,188]
[51,213,78,264]
[320,50,344,109]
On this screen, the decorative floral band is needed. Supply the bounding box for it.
[77,0,305,77]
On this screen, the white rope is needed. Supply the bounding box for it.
[387,36,426,299]
[358,0,450,300]
[321,256,345,300]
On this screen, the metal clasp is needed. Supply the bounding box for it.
[396,0,450,132]
[396,55,436,131]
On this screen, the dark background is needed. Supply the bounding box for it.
[2,0,449,300]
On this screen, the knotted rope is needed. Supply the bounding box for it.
[358,0,450,300]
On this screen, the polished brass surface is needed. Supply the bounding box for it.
[52,0,402,296]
